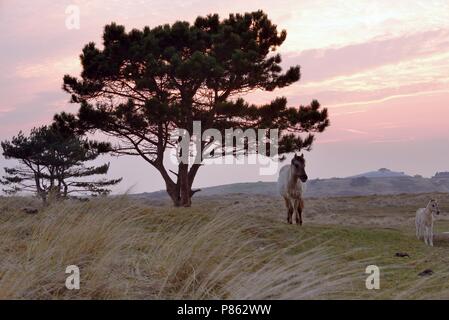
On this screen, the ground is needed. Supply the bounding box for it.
[0,192,449,299]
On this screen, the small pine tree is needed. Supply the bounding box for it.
[1,124,122,203]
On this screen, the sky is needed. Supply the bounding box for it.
[0,0,449,193]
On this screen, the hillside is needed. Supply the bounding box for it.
[350,168,408,178]
[135,172,449,202]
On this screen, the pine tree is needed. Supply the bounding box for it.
[59,10,329,207]
[1,124,122,203]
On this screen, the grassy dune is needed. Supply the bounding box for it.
[0,193,449,299]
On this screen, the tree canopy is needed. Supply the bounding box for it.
[1,124,122,202]
[59,10,330,206]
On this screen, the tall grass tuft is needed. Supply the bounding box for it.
[0,196,362,299]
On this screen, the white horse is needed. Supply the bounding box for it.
[277,154,308,225]
[416,199,441,246]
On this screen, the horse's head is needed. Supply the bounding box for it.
[428,199,441,215]
[291,153,308,183]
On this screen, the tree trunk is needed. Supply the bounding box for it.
[156,163,183,207]
[178,163,191,207]
[156,161,201,207]
[166,184,181,207]
[35,173,47,204]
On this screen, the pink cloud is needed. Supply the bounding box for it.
[283,29,449,83]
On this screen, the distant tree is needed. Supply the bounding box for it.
[59,10,329,207]
[1,124,122,203]
[350,176,371,187]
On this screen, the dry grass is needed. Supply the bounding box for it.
[0,196,362,299]
[1,192,449,299]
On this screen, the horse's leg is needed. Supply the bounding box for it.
[293,199,299,225]
[429,223,434,247]
[415,220,420,239]
[284,197,293,224]
[295,198,304,226]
